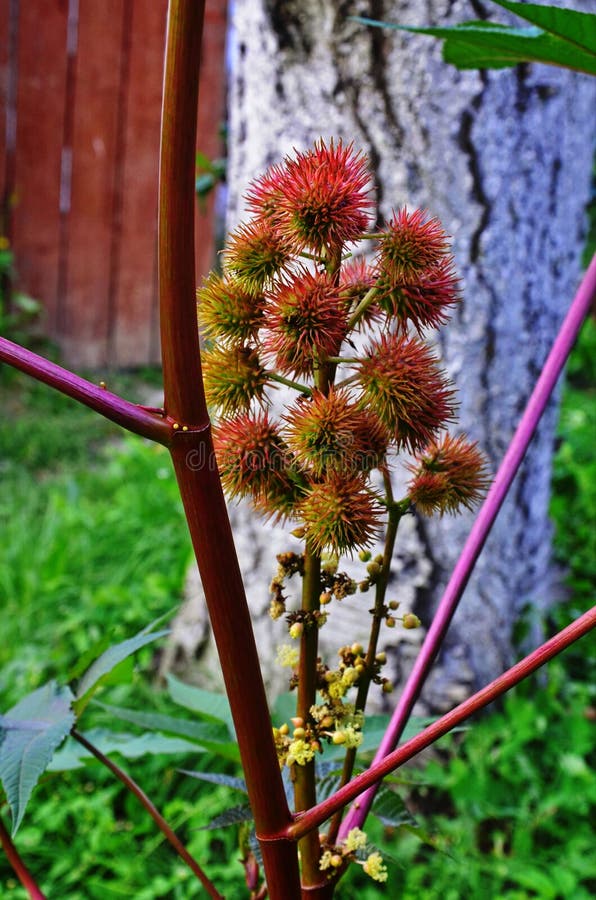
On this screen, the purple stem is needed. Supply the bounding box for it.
[339,251,596,838]
[0,336,172,446]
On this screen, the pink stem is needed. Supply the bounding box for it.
[337,251,596,838]
[286,605,596,841]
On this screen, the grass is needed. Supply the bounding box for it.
[0,316,594,897]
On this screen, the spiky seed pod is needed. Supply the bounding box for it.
[197,272,266,344]
[377,208,450,282]
[298,473,383,555]
[245,160,288,220]
[213,411,302,520]
[357,333,456,453]
[273,139,373,253]
[375,258,461,334]
[202,344,268,414]
[224,218,293,293]
[406,433,490,515]
[264,268,347,377]
[284,388,389,476]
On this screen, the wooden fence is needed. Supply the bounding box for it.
[1,0,227,368]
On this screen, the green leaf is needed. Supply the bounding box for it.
[47,728,203,771]
[201,804,253,830]
[0,681,75,833]
[166,675,235,734]
[179,769,247,793]
[371,784,416,827]
[94,702,230,745]
[351,11,596,76]
[74,627,170,712]
[489,0,596,55]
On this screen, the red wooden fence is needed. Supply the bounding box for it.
[0,0,227,368]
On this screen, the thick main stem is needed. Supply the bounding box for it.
[158,3,299,896]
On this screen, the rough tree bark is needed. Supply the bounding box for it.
[167,0,595,710]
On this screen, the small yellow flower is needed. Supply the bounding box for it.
[286,739,316,766]
[276,644,299,668]
[319,850,334,871]
[363,852,388,883]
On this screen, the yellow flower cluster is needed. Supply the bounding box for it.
[276,644,299,668]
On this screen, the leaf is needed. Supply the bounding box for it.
[94,702,230,745]
[74,627,170,711]
[370,784,416,828]
[200,804,253,830]
[47,728,203,771]
[351,12,596,76]
[0,681,75,833]
[166,675,235,734]
[179,769,247,793]
[489,0,596,54]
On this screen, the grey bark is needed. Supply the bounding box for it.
[165,0,595,711]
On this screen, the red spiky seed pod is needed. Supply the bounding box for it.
[264,268,347,377]
[298,473,383,555]
[377,208,450,282]
[375,258,461,334]
[406,433,490,515]
[197,272,266,344]
[202,344,268,414]
[273,139,373,253]
[213,411,299,515]
[284,388,389,476]
[357,333,456,453]
[224,218,293,293]
[245,160,288,221]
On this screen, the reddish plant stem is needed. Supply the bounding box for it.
[71,729,223,899]
[0,813,46,900]
[285,605,596,841]
[158,3,300,896]
[0,336,171,446]
[337,250,596,839]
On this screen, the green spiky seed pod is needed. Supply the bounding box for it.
[224,218,293,293]
[197,272,266,344]
[284,388,389,476]
[202,344,268,414]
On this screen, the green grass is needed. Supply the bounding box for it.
[0,313,594,897]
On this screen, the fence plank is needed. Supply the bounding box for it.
[111,0,167,367]
[195,0,228,284]
[9,0,68,330]
[60,0,125,367]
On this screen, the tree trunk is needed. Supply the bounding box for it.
[169,0,595,709]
